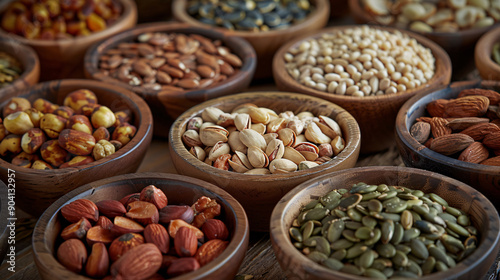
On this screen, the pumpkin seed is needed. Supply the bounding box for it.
[301,220,315,241]
[428,245,452,266]
[457,215,471,227]
[343,229,361,242]
[320,190,341,206]
[393,270,419,278]
[331,239,354,250]
[355,227,374,240]
[351,183,378,194]
[345,243,368,259]
[392,250,409,267]
[327,219,345,243]
[441,234,465,254]
[401,210,413,230]
[395,244,411,255]
[307,251,328,263]
[339,193,362,210]
[330,249,347,260]
[422,256,436,275]
[435,260,448,271]
[362,191,381,201]
[377,184,389,192]
[364,268,388,279]
[410,238,429,260]
[372,258,392,271]
[385,200,408,213]
[382,267,394,278]
[391,223,404,245]
[445,206,463,217]
[365,228,382,246]
[368,199,384,213]
[380,212,401,222]
[304,208,329,221]
[340,264,364,275]
[362,216,378,229]
[376,243,397,258]
[345,221,363,230]
[323,258,344,270]
[347,208,363,222]
[445,220,470,237]
[429,193,448,207]
[381,220,394,244]
[304,199,319,210]
[290,227,302,242]
[402,228,421,242]
[438,212,457,223]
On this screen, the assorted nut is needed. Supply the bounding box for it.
[410,88,500,166]
[97,32,242,92]
[289,182,479,278]
[56,185,230,278]
[0,51,22,87]
[0,89,137,169]
[362,0,498,33]
[283,26,435,96]
[186,0,313,31]
[182,104,346,174]
[0,0,122,40]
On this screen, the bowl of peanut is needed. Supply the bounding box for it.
[395,79,500,206]
[0,0,137,81]
[169,91,361,231]
[270,166,500,280]
[273,25,452,154]
[0,79,153,217]
[32,172,249,279]
[84,22,257,138]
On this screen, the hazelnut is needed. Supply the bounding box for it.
[60,156,95,168]
[0,134,22,156]
[40,113,67,138]
[40,140,69,167]
[24,108,44,127]
[77,103,101,117]
[31,159,53,170]
[4,111,35,135]
[3,97,31,118]
[93,139,115,160]
[93,127,110,142]
[114,110,131,127]
[0,124,8,142]
[33,98,58,114]
[67,115,93,135]
[110,140,122,151]
[91,106,116,129]
[58,129,96,156]
[112,123,136,146]
[21,128,46,154]
[53,106,75,119]
[11,151,38,168]
[64,89,98,111]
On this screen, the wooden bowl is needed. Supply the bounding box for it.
[0,37,39,99]
[475,26,500,81]
[270,166,500,280]
[0,0,137,81]
[273,25,452,154]
[0,79,153,217]
[395,79,500,206]
[169,91,361,231]
[84,22,257,138]
[32,172,249,280]
[0,180,9,263]
[172,0,329,79]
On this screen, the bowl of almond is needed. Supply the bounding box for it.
[395,79,500,206]
[32,172,249,280]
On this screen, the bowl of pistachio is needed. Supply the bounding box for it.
[271,166,500,280]
[475,25,500,81]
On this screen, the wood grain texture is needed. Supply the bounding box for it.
[84,22,257,137]
[396,79,500,205]
[32,172,249,280]
[172,0,330,79]
[169,91,361,231]
[475,26,500,81]
[0,79,153,217]
[0,0,137,81]
[270,166,500,280]
[273,25,452,154]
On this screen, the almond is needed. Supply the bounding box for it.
[194,239,229,266]
[109,233,145,262]
[166,258,200,278]
[111,216,144,235]
[458,142,489,163]
[61,218,92,240]
[96,200,127,218]
[483,131,500,150]
[97,216,113,230]
[86,225,115,246]
[426,99,448,117]
[144,224,170,254]
[416,116,433,123]
[429,134,474,155]
[140,185,168,210]
[61,199,99,223]
[446,117,490,131]
[487,105,500,120]
[460,123,500,141]
[458,88,500,105]
[120,193,141,208]
[481,156,500,166]
[126,201,159,225]
[168,219,204,239]
[202,219,229,241]
[110,243,162,280]
[57,239,87,273]
[159,205,194,224]
[430,117,451,138]
[174,227,198,257]
[86,243,109,278]
[161,255,179,270]
[410,121,431,144]
[443,95,490,118]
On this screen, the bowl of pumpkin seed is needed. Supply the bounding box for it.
[270,166,500,279]
[172,0,330,78]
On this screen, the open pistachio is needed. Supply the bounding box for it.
[199,125,229,146]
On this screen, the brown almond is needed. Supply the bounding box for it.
[167,257,200,277]
[159,205,194,224]
[458,88,500,105]
[144,224,170,254]
[487,105,500,120]
[137,43,155,57]
[446,117,490,131]
[219,60,235,76]
[156,71,172,84]
[202,219,229,240]
[426,99,448,117]
[61,199,99,223]
[458,142,489,163]
[444,95,490,117]
[149,57,166,68]
[176,78,200,89]
[481,156,500,166]
[196,65,215,78]
[174,227,198,257]
[57,239,87,273]
[109,233,145,262]
[196,51,218,69]
[110,243,162,280]
[86,225,115,246]
[140,185,168,210]
[429,134,474,155]
[430,117,451,138]
[86,243,109,278]
[126,201,159,225]
[97,216,113,230]
[483,131,500,150]
[132,60,154,77]
[191,34,217,54]
[61,218,92,240]
[159,65,184,78]
[119,193,140,208]
[459,123,500,141]
[167,58,187,71]
[96,200,127,218]
[194,239,229,266]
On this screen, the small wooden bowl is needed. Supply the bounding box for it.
[32,172,249,280]
[273,25,452,154]
[475,26,500,81]
[270,166,500,280]
[348,0,499,55]
[169,91,361,231]
[0,38,39,99]
[172,0,329,79]
[0,79,153,217]
[0,180,9,263]
[395,79,500,205]
[84,22,257,138]
[0,0,137,81]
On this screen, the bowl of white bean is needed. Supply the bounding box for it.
[273,25,452,154]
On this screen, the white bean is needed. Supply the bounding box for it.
[336,81,347,95]
[328,81,338,93]
[315,83,327,92]
[369,76,379,93]
[325,73,341,82]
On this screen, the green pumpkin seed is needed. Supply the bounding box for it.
[445,220,470,237]
[320,190,341,206]
[438,212,457,223]
[457,215,470,227]
[304,208,329,221]
[376,243,396,258]
[392,250,409,267]
[290,227,302,242]
[446,254,457,268]
[362,191,381,201]
[368,199,383,213]
[410,210,422,222]
[380,212,401,222]
[304,199,319,210]
[435,260,448,271]
[307,251,328,263]
[445,206,463,217]
[385,200,408,213]
[466,225,478,235]
[422,212,446,227]
[333,209,347,218]
[330,249,346,260]
[440,234,465,254]
[464,235,478,248]
[414,220,440,235]
[445,227,461,239]
[381,220,394,244]
[411,190,424,198]
[359,250,376,268]
[429,193,448,207]
[395,244,411,255]
[422,256,436,275]
[323,258,344,270]
[345,243,368,259]
[355,227,374,240]
[428,245,452,266]
[339,193,362,211]
[406,199,423,209]
[408,254,424,265]
[301,220,315,241]
[377,184,389,192]
[312,226,322,236]
[397,193,419,200]
[345,221,363,230]
[391,223,404,245]
[338,188,348,195]
[402,228,421,242]
[340,264,364,275]
[324,199,341,210]
[365,228,382,246]
[401,210,413,230]
[331,239,353,250]
[378,190,397,200]
[351,183,378,194]
[343,229,361,242]
[382,267,394,278]
[364,268,387,279]
[412,205,429,216]
[315,236,331,256]
[382,197,400,208]
[410,238,429,260]
[355,204,370,216]
[293,242,303,249]
[347,208,363,222]
[392,270,419,278]
[303,236,320,247]
[371,258,392,271]
[362,216,378,229]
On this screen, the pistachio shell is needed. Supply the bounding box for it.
[227,131,247,153]
[239,129,267,151]
[201,107,224,123]
[182,129,203,147]
[228,159,250,173]
[269,158,297,173]
[231,103,258,114]
[278,128,297,147]
[244,168,271,175]
[234,151,253,169]
[208,141,231,161]
[199,125,229,146]
[247,146,269,168]
[251,123,267,135]
[248,107,271,124]
[315,121,339,139]
[263,133,279,145]
[189,146,206,161]
[331,135,345,155]
[297,111,314,120]
[286,119,305,135]
[265,139,285,161]
[267,117,287,133]
[305,122,332,144]
[235,113,251,131]
[319,115,342,137]
[283,146,307,165]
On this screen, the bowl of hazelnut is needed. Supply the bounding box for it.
[0,0,137,81]
[0,79,153,217]
[32,172,249,279]
[169,91,361,231]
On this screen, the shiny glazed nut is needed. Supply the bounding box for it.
[58,129,96,156]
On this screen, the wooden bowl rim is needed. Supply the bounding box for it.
[348,0,500,38]
[32,172,249,280]
[84,21,257,99]
[0,38,40,92]
[0,79,153,174]
[171,0,330,38]
[0,0,137,46]
[169,91,361,182]
[396,79,500,173]
[475,25,500,76]
[272,24,452,103]
[270,165,500,280]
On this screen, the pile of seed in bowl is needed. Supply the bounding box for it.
[187,0,313,31]
[283,25,435,96]
[0,51,22,87]
[289,182,478,278]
